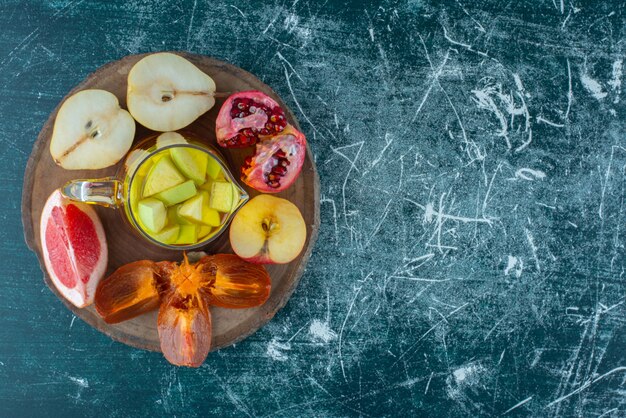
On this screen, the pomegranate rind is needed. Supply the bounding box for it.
[215,90,285,148]
[197,255,271,308]
[40,190,108,308]
[241,126,307,193]
[158,293,212,367]
[95,260,161,323]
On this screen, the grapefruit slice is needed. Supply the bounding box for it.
[40,190,108,308]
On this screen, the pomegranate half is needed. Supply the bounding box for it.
[216,90,307,193]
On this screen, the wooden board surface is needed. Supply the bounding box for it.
[21,52,320,352]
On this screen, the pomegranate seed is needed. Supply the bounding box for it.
[272,166,287,176]
[274,150,286,158]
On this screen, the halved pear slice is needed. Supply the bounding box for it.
[127,53,217,131]
[50,89,135,169]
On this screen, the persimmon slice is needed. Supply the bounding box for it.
[95,260,160,324]
[197,254,271,309]
[158,293,211,367]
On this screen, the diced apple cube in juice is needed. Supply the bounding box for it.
[198,225,212,239]
[210,181,233,213]
[137,198,167,233]
[178,192,207,224]
[206,157,222,180]
[154,180,197,206]
[151,224,180,244]
[143,155,186,197]
[201,206,221,227]
[175,224,197,244]
[167,205,193,225]
[170,147,208,186]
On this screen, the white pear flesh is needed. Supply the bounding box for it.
[127,53,217,131]
[50,89,135,170]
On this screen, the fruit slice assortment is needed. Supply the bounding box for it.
[130,135,241,246]
[216,91,307,193]
[40,190,108,308]
[95,254,271,367]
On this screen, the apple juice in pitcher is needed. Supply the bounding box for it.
[122,133,248,247]
[63,132,247,249]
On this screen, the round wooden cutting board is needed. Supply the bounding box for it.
[21,53,320,352]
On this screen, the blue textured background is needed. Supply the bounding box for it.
[2,0,626,416]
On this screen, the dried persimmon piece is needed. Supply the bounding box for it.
[157,293,211,367]
[95,260,160,324]
[197,254,271,309]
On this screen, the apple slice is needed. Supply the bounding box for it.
[230,195,306,264]
[170,147,208,186]
[206,157,222,180]
[50,89,135,170]
[175,225,197,244]
[168,205,193,225]
[154,180,197,206]
[201,206,221,227]
[209,181,233,213]
[152,224,180,245]
[178,192,207,224]
[127,53,217,131]
[138,198,167,233]
[143,155,186,197]
[198,225,212,239]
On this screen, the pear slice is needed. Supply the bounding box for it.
[50,89,135,170]
[127,53,217,131]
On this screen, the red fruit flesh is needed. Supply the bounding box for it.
[241,126,306,193]
[46,208,76,288]
[216,91,287,148]
[40,190,107,308]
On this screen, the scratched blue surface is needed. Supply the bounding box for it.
[1,0,625,416]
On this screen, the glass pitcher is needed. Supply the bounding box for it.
[61,131,249,250]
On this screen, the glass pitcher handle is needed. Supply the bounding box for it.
[61,177,122,207]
